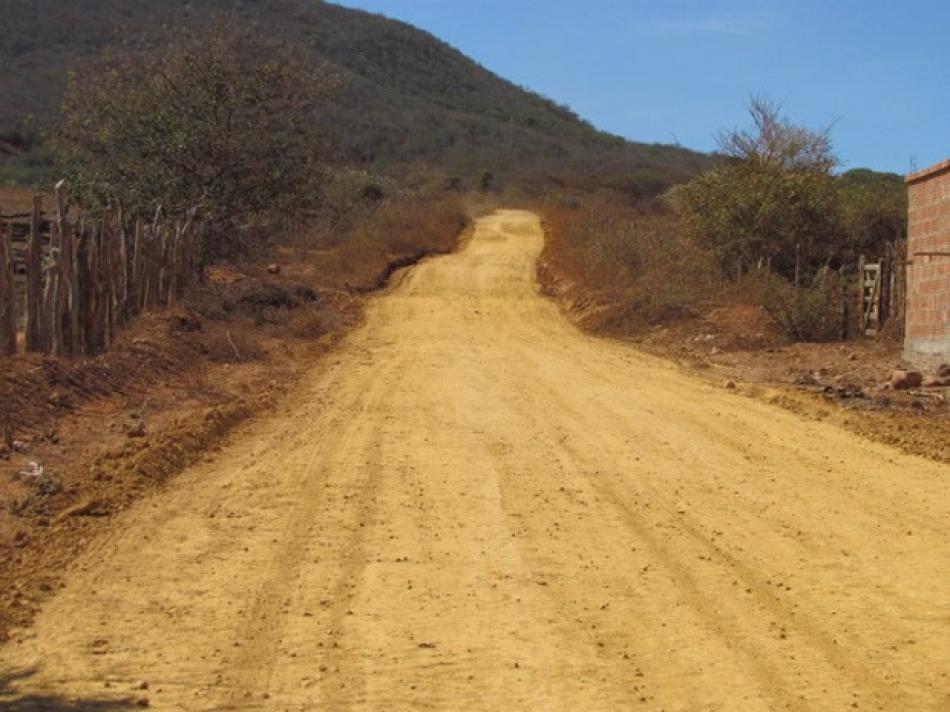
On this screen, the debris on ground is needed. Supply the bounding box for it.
[890,370,923,390]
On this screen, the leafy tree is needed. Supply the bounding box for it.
[53,23,335,256]
[669,96,840,280]
[836,168,907,261]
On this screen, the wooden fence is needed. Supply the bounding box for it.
[0,181,201,358]
[859,240,906,337]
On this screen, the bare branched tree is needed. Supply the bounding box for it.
[715,95,837,173]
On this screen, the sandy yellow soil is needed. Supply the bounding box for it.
[1,211,947,710]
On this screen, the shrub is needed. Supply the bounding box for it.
[750,268,850,342]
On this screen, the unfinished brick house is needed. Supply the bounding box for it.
[904,158,950,366]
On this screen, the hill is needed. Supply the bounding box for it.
[0,0,711,192]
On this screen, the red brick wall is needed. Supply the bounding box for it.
[905,159,950,364]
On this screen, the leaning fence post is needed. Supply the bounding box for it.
[0,222,16,356]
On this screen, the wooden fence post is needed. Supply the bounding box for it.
[44,223,64,357]
[0,222,16,356]
[55,181,81,356]
[116,204,128,326]
[100,210,114,347]
[77,231,92,354]
[88,228,104,353]
[132,220,144,312]
[856,254,865,337]
[158,224,169,307]
[25,194,45,351]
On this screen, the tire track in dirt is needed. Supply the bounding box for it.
[220,348,411,707]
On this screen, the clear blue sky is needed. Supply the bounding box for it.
[335,0,948,174]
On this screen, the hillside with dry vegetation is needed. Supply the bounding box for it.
[0,0,710,192]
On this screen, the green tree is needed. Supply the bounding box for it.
[669,97,840,280]
[53,23,335,256]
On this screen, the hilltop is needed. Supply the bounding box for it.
[0,0,711,191]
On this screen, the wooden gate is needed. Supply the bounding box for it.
[858,240,906,337]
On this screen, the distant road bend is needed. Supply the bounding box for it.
[2,211,947,710]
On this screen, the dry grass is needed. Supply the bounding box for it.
[288,193,467,292]
[539,194,717,333]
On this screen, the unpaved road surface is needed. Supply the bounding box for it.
[2,211,947,710]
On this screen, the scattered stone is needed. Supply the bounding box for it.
[126,421,147,438]
[135,697,150,708]
[922,375,949,388]
[823,384,866,400]
[60,499,110,518]
[136,680,149,690]
[890,370,923,390]
[48,391,73,409]
[938,364,950,378]
[793,373,820,387]
[17,461,44,481]
[725,381,736,390]
[267,263,281,275]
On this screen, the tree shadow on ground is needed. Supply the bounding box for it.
[0,669,133,711]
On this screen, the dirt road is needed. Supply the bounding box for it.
[2,211,947,710]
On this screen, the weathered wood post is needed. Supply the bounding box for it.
[88,227,103,353]
[43,245,65,355]
[44,220,65,356]
[116,204,129,325]
[77,230,92,354]
[158,224,170,306]
[0,221,16,356]
[25,194,45,351]
[142,226,153,309]
[101,209,115,346]
[132,220,144,312]
[856,254,865,337]
[55,181,81,355]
